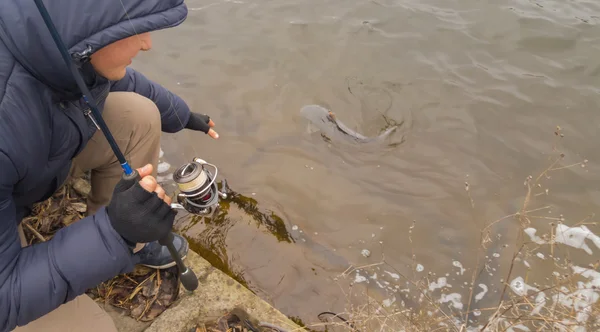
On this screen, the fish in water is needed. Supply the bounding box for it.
[300,104,397,144]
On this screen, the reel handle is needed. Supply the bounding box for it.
[159,233,199,291]
[122,169,199,292]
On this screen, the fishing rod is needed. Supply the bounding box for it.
[31,0,203,291]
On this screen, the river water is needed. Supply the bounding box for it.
[131,0,600,329]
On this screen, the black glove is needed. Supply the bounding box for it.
[106,173,176,245]
[185,112,211,134]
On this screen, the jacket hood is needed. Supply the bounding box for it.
[0,0,187,97]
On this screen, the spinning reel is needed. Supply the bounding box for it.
[170,157,230,217]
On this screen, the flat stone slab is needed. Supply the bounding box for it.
[104,251,301,332]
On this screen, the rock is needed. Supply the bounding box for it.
[143,251,301,332]
[142,279,159,298]
[130,300,145,319]
[72,178,91,197]
[143,302,167,322]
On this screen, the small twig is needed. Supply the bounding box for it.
[129,272,156,301]
[525,215,562,221]
[139,271,162,320]
[548,162,584,171]
[23,221,46,242]
[122,274,139,285]
[340,262,385,278]
[550,225,555,257]
[534,155,564,183]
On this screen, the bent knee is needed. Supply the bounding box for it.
[104,92,161,138]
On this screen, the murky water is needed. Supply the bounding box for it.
[132,0,600,328]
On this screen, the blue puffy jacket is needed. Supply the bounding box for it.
[0,1,192,330]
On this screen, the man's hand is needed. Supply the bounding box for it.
[137,164,171,205]
[184,112,219,139]
[106,163,176,245]
[206,119,218,139]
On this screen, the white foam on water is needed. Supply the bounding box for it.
[382,297,396,307]
[553,319,585,332]
[536,252,546,260]
[416,264,424,272]
[439,293,463,310]
[510,276,539,297]
[524,227,546,244]
[475,283,488,302]
[157,161,171,174]
[159,148,164,158]
[354,274,367,284]
[555,224,600,255]
[506,324,530,332]
[429,277,451,292]
[531,291,546,316]
[453,260,465,275]
[552,265,600,325]
[361,249,371,257]
[384,270,400,280]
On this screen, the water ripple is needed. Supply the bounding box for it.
[135,0,600,325]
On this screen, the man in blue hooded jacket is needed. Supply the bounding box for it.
[0,0,218,331]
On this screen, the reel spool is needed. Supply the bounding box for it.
[172,157,228,216]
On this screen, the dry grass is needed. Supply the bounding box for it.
[20,179,88,245]
[86,264,181,322]
[292,126,600,332]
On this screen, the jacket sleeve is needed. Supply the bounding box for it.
[110,67,192,133]
[0,152,137,332]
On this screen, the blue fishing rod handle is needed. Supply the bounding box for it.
[121,167,141,183]
[121,163,134,177]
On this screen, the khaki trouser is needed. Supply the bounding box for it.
[14,92,162,332]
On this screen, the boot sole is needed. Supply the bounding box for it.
[138,253,188,270]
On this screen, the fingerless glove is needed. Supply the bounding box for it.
[106,175,176,245]
[185,112,211,134]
